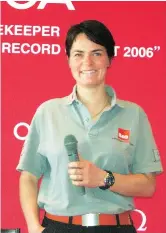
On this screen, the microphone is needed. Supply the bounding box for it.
[64,134,85,195]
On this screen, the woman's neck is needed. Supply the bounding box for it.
[76,84,111,119]
[76,84,108,105]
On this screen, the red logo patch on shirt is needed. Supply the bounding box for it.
[118,128,130,142]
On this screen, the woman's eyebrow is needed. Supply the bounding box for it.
[72,49,104,53]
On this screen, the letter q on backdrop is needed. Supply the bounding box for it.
[1,1,166,233]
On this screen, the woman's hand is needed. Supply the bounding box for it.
[68,159,106,188]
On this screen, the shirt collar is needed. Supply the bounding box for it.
[64,84,124,108]
[66,85,78,105]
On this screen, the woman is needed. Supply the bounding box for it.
[17,20,163,233]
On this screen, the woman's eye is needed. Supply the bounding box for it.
[93,52,102,56]
[74,53,82,57]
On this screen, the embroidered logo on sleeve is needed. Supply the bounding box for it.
[152,149,160,162]
[118,128,130,142]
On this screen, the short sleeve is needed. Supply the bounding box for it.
[16,109,48,178]
[131,108,163,174]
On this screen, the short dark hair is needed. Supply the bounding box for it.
[65,20,115,60]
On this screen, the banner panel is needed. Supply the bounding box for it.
[1,2,166,233]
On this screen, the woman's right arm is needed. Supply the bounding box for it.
[19,171,45,233]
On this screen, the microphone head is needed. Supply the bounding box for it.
[64,134,78,156]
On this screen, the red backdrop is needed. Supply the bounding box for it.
[1,2,166,233]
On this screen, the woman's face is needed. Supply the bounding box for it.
[68,33,110,88]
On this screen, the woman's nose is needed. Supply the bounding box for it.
[82,55,93,65]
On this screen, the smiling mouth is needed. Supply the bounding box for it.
[81,70,96,74]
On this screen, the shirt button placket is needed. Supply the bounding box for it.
[88,129,99,137]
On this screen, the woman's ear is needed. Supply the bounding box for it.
[67,55,71,67]
[65,49,70,65]
[107,60,111,68]
[107,58,112,68]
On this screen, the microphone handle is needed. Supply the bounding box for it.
[68,153,85,195]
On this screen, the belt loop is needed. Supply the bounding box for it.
[67,216,73,233]
[115,214,121,227]
[129,214,134,225]
[69,216,73,225]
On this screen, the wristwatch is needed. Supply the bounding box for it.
[99,170,115,190]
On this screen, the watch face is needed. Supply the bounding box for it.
[99,171,115,190]
[105,172,115,187]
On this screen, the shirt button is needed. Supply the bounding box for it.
[88,131,98,137]
[85,118,89,122]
